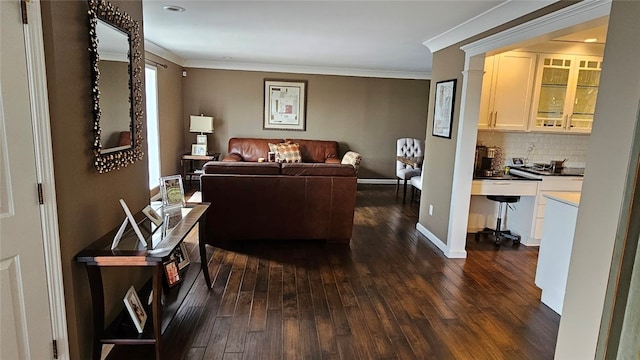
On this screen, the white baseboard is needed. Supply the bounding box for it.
[416,223,467,258]
[357,178,396,185]
[521,238,540,247]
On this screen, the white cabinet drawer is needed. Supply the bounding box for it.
[534,218,545,239]
[539,177,583,191]
[471,180,539,196]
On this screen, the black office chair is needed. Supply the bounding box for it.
[475,195,521,247]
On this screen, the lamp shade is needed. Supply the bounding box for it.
[189,115,214,133]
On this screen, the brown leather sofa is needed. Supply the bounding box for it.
[222,137,342,163]
[200,138,358,246]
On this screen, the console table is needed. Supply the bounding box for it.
[76,203,211,360]
[181,153,220,185]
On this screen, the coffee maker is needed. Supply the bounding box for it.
[475,145,496,176]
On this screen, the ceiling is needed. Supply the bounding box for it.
[142,1,561,79]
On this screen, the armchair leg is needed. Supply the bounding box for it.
[402,179,408,202]
[396,178,400,195]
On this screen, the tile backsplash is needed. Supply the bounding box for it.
[476,132,589,168]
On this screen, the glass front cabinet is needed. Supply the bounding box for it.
[530,54,603,134]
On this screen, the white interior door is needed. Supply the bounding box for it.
[0,1,55,358]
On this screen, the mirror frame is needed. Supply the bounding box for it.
[88,0,143,173]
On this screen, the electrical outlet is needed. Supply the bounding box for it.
[429,204,434,216]
[527,142,536,153]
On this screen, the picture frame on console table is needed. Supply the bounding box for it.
[163,258,182,288]
[123,286,147,333]
[159,175,185,209]
[432,79,456,139]
[263,79,307,131]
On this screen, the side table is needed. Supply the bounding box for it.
[75,203,212,360]
[181,153,220,185]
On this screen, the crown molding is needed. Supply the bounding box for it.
[460,0,612,56]
[144,40,185,66]
[423,0,557,53]
[182,59,431,80]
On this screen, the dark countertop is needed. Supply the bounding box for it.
[510,166,585,177]
[473,173,541,181]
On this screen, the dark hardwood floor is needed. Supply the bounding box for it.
[107,185,560,359]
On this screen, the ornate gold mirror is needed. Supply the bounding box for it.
[89,0,143,173]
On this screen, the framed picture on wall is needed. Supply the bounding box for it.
[263,79,307,131]
[432,79,457,139]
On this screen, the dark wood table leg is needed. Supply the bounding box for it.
[86,266,104,360]
[199,221,212,289]
[153,264,163,360]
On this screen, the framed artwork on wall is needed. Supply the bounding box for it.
[432,79,457,139]
[263,79,307,131]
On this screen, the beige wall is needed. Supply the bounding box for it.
[146,53,184,177]
[557,0,640,357]
[419,46,464,242]
[182,69,429,178]
[41,1,149,359]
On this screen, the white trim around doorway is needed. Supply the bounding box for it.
[23,0,70,358]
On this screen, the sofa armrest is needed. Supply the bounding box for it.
[222,153,243,162]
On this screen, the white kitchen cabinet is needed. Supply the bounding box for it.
[479,51,537,131]
[535,192,581,314]
[509,176,583,245]
[530,54,603,134]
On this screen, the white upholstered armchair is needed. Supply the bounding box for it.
[396,138,424,201]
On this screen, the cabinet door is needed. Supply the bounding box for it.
[478,52,535,131]
[566,56,603,133]
[491,52,536,131]
[530,54,574,132]
[478,55,496,130]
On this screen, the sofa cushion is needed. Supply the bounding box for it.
[227,138,275,162]
[274,143,302,163]
[286,139,339,163]
[281,163,356,177]
[202,161,280,175]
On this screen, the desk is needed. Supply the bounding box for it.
[471,178,539,196]
[181,153,220,184]
[76,203,211,360]
[469,178,540,237]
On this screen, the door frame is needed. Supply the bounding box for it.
[21,0,69,357]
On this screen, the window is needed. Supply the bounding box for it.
[145,65,161,190]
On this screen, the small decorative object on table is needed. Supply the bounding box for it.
[123,286,147,333]
[191,144,207,156]
[171,243,191,270]
[141,205,163,226]
[163,258,182,288]
[160,175,185,209]
[111,199,147,249]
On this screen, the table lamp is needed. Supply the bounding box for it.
[189,114,214,155]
